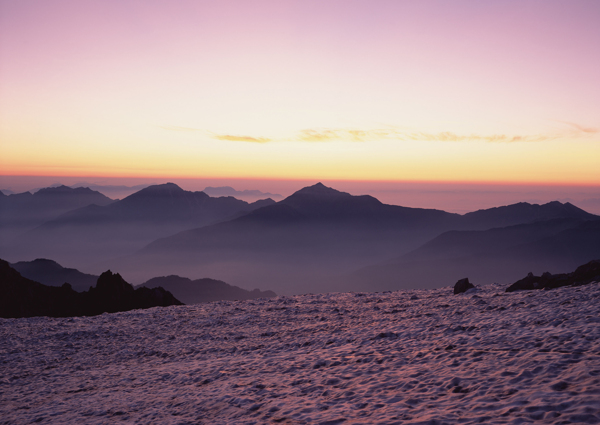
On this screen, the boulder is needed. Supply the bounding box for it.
[454,278,475,295]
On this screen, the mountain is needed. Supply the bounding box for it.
[10,258,98,292]
[345,216,600,293]
[104,183,462,292]
[0,185,114,247]
[462,200,597,229]
[103,183,597,295]
[69,182,153,199]
[140,275,276,304]
[0,259,182,318]
[7,183,276,265]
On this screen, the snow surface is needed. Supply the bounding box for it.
[1,282,600,424]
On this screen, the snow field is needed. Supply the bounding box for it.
[1,282,600,424]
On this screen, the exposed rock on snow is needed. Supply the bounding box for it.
[506,259,600,292]
[453,277,474,294]
[1,281,599,424]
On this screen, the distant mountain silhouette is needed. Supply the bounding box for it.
[10,258,98,292]
[106,183,461,292]
[8,183,276,265]
[140,275,276,304]
[0,259,182,318]
[7,182,598,295]
[462,201,597,229]
[100,183,598,294]
[203,186,283,200]
[0,185,114,253]
[345,216,600,293]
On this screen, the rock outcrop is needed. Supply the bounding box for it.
[454,278,475,295]
[506,259,600,292]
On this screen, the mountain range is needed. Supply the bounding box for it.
[99,183,599,294]
[0,185,114,244]
[2,182,598,295]
[4,183,275,265]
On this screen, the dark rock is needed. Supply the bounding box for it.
[0,259,182,318]
[506,259,600,292]
[454,278,474,294]
[505,272,540,292]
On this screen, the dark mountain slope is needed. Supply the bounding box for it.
[140,275,276,304]
[399,218,584,262]
[345,217,600,293]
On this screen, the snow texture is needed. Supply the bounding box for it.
[1,282,600,424]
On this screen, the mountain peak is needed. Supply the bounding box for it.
[122,183,191,201]
[289,183,351,198]
[138,183,184,193]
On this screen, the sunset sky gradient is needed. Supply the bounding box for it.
[1,0,599,185]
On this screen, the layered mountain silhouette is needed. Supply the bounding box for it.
[101,183,463,291]
[0,185,114,250]
[99,183,598,294]
[140,275,276,304]
[7,183,275,265]
[0,259,182,318]
[345,216,600,292]
[9,258,277,303]
[6,182,598,295]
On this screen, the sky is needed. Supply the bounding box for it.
[1,0,599,187]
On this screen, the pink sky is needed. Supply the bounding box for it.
[1,1,599,186]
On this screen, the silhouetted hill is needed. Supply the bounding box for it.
[8,183,276,265]
[345,217,600,293]
[140,275,276,304]
[0,259,182,318]
[506,259,600,292]
[462,201,597,229]
[399,218,584,262]
[10,258,98,292]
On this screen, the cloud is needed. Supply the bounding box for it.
[295,128,548,143]
[213,134,271,144]
[161,126,271,143]
[163,124,559,144]
[561,121,599,134]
